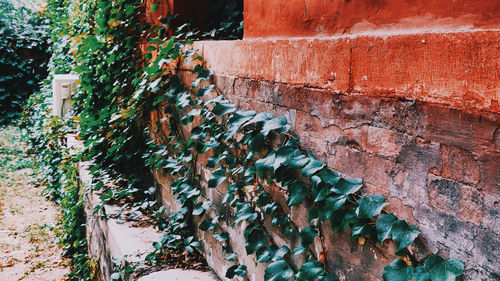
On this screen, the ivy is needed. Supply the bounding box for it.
[21,0,466,280]
[415,255,464,281]
[264,260,294,281]
[383,256,464,281]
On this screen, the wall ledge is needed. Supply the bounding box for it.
[193,30,500,114]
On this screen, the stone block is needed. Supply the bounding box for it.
[137,269,218,281]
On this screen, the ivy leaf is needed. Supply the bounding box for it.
[391,220,420,253]
[415,255,464,281]
[376,214,398,245]
[286,181,308,206]
[206,155,223,168]
[225,110,256,140]
[351,224,368,239]
[199,216,218,231]
[192,201,211,216]
[318,195,347,221]
[244,224,267,255]
[246,112,273,126]
[208,166,226,188]
[285,154,311,169]
[414,266,431,281]
[212,102,236,116]
[383,259,415,281]
[301,158,325,177]
[261,117,290,136]
[196,85,214,97]
[222,183,239,204]
[300,226,317,247]
[235,202,258,224]
[331,177,363,195]
[225,253,237,262]
[355,194,388,219]
[293,244,307,256]
[316,169,341,186]
[264,260,294,281]
[272,146,297,171]
[212,232,229,242]
[226,264,247,278]
[255,152,275,177]
[272,246,290,261]
[256,245,275,263]
[297,261,324,280]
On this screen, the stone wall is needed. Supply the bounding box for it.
[144,1,499,280]
[151,71,499,280]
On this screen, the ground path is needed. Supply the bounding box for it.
[0,126,69,281]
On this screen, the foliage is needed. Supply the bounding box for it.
[22,0,465,280]
[0,0,50,124]
[21,0,90,279]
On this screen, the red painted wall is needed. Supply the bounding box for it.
[244,0,500,38]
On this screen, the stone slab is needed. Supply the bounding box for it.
[138,269,218,281]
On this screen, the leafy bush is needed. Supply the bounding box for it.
[0,0,50,124]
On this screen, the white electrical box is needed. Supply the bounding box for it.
[52,74,79,117]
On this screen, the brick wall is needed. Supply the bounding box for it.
[145,1,500,280]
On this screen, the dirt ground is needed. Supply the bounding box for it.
[0,126,69,281]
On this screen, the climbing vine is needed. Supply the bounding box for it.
[23,0,464,280]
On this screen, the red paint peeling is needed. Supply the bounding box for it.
[244,0,500,38]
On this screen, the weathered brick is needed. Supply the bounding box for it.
[439,145,481,186]
[327,144,394,190]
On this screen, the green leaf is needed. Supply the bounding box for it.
[383,259,415,281]
[355,194,388,218]
[225,253,237,262]
[414,266,431,281]
[149,3,159,12]
[331,177,363,195]
[244,224,267,255]
[293,244,307,256]
[376,214,398,245]
[255,152,275,177]
[226,264,247,278]
[297,261,324,280]
[351,224,367,239]
[212,102,236,116]
[193,201,211,216]
[300,226,317,247]
[286,181,308,206]
[391,220,420,253]
[199,216,218,231]
[285,154,311,169]
[316,169,341,186]
[196,85,214,97]
[264,260,294,281]
[208,166,226,188]
[225,110,256,140]
[235,202,258,224]
[212,232,229,242]
[318,195,347,221]
[311,183,331,203]
[301,158,325,177]
[256,246,273,263]
[246,112,273,126]
[261,117,290,136]
[415,255,464,281]
[272,246,290,261]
